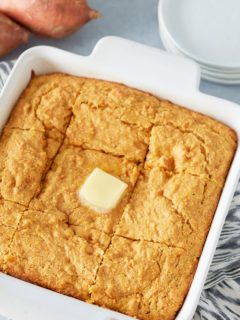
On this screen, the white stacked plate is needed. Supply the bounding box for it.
[158,0,240,84]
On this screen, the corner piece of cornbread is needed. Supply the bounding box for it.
[146,124,236,184]
[6,74,84,133]
[0,73,237,320]
[91,236,197,320]
[3,210,104,301]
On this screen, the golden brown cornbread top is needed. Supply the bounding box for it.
[116,167,221,256]
[4,209,105,300]
[0,199,25,267]
[30,145,140,247]
[0,199,25,227]
[6,74,84,133]
[0,128,62,205]
[91,236,197,320]
[30,145,139,214]
[0,73,237,320]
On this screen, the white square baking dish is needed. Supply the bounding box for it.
[0,36,240,320]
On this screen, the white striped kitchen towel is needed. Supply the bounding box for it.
[0,60,239,320]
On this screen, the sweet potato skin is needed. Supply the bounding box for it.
[0,13,29,57]
[0,0,99,38]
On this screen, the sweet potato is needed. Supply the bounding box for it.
[0,0,99,38]
[0,12,29,57]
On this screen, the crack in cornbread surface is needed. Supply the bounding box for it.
[0,74,237,320]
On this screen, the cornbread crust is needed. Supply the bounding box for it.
[0,200,25,268]
[91,236,197,320]
[0,74,237,320]
[4,210,105,300]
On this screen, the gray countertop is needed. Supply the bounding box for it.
[0,0,239,319]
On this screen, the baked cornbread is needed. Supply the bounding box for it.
[30,145,139,246]
[65,78,159,161]
[0,74,237,320]
[0,200,25,267]
[116,168,221,257]
[91,236,197,320]
[4,209,105,301]
[0,128,61,205]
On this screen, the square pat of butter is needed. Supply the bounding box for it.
[79,168,128,213]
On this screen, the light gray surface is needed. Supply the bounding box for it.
[0,1,239,319]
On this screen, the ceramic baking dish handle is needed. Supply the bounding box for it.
[90,36,201,93]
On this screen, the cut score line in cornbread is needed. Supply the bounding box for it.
[4,209,105,301]
[0,73,237,320]
[29,145,139,247]
[91,236,198,320]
